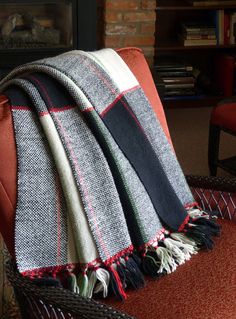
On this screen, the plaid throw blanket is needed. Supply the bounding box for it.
[0,49,220,300]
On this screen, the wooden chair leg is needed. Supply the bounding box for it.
[208,124,221,176]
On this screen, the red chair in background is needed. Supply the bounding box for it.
[208,100,236,176]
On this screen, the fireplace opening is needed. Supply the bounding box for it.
[0,0,99,78]
[0,2,73,50]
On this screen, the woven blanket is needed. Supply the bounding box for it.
[0,49,220,300]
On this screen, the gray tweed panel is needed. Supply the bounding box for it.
[12,109,68,273]
[91,111,163,246]
[51,108,132,261]
[32,53,117,113]
[124,88,194,206]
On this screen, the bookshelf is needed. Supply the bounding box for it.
[155,0,236,108]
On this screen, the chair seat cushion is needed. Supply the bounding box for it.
[105,219,236,319]
[211,102,236,133]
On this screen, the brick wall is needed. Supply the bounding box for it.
[102,0,156,66]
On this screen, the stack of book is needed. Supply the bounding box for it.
[187,0,236,6]
[213,10,236,45]
[153,59,196,98]
[180,22,217,46]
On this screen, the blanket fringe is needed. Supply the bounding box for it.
[118,256,145,290]
[183,208,221,250]
[27,210,220,299]
[92,268,110,298]
[77,272,89,297]
[108,264,127,300]
[141,222,204,278]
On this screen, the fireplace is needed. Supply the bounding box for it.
[0,0,97,77]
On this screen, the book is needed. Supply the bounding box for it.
[182,28,216,36]
[188,0,236,6]
[163,94,204,101]
[217,10,224,45]
[164,83,195,89]
[182,38,217,46]
[184,34,216,40]
[155,71,193,78]
[215,54,235,96]
[164,93,196,98]
[162,77,195,84]
[230,12,236,44]
[164,88,196,96]
[154,59,193,72]
[224,12,230,44]
[182,22,215,32]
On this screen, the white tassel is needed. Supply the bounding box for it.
[76,273,89,297]
[93,268,110,298]
[170,232,198,248]
[87,271,97,298]
[71,274,80,294]
[164,237,198,264]
[156,246,178,274]
[164,238,187,264]
[187,208,209,219]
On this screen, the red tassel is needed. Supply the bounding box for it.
[109,265,127,300]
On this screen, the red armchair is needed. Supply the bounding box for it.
[1,48,236,319]
[208,99,236,176]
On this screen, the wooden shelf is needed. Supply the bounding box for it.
[157,0,236,10]
[156,43,236,51]
[162,95,224,109]
[155,1,236,109]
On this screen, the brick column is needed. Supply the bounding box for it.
[103,0,156,66]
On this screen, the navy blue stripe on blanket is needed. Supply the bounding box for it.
[102,98,188,231]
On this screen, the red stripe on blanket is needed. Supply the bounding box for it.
[11,105,31,111]
[104,244,134,266]
[21,245,134,277]
[82,107,94,113]
[178,214,190,232]
[39,105,76,116]
[100,85,140,118]
[138,228,165,252]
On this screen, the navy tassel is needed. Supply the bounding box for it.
[192,217,221,237]
[142,251,166,278]
[132,252,142,268]
[108,266,127,300]
[116,262,127,289]
[124,257,145,289]
[185,225,214,250]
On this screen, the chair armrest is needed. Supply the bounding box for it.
[6,260,134,319]
[186,175,236,222]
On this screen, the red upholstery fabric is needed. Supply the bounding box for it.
[211,102,236,133]
[105,219,236,319]
[0,47,171,257]
[0,96,16,257]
